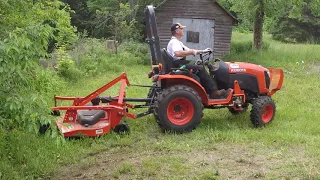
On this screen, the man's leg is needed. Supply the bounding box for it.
[185,64,228,99]
[185,64,216,94]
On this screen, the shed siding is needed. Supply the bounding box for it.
[155,0,234,58]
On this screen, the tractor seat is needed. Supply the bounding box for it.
[77,110,105,126]
[161,48,200,83]
[161,48,190,74]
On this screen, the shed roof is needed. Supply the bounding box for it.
[155,0,238,23]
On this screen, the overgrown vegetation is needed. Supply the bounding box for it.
[55,38,150,81]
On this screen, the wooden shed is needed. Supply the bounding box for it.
[155,0,237,59]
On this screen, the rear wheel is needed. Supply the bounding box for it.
[155,85,203,133]
[250,96,276,127]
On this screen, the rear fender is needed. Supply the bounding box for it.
[158,75,208,104]
[267,68,284,96]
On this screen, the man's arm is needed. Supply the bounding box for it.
[174,49,202,58]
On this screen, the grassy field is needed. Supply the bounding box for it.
[1,32,320,179]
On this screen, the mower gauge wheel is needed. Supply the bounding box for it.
[114,122,130,134]
[51,110,60,116]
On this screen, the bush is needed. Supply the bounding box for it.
[56,47,83,81]
[0,25,70,133]
[0,0,77,133]
[64,38,150,78]
[0,65,64,133]
[118,41,150,65]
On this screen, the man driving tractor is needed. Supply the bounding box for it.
[167,22,229,99]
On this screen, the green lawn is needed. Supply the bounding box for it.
[1,32,320,179]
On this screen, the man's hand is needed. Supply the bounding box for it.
[192,50,200,55]
[202,48,213,53]
[193,48,212,55]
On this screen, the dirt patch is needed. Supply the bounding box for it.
[48,142,319,180]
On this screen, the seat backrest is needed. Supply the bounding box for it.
[161,48,178,74]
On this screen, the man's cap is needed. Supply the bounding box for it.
[171,22,186,32]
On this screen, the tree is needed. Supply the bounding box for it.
[62,0,95,36]
[62,0,163,40]
[228,0,320,49]
[88,0,142,42]
[268,0,320,43]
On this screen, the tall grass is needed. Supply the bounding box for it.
[54,38,151,82]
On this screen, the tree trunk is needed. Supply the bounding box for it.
[253,0,265,50]
[129,0,135,20]
[117,0,121,9]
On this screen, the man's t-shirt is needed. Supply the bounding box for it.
[167,37,190,59]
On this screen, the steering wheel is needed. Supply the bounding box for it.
[194,48,213,65]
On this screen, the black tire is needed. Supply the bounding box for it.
[114,122,130,134]
[154,85,203,133]
[228,103,249,115]
[50,110,60,116]
[39,123,50,135]
[250,96,276,127]
[153,105,160,124]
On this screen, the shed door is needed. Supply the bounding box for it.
[172,18,214,60]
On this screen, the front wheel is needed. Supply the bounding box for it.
[155,85,203,133]
[250,96,276,127]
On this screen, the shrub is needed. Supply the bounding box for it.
[0,0,77,132]
[118,41,150,65]
[56,47,83,81]
[65,38,150,77]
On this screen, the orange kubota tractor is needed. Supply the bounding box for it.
[47,5,284,137]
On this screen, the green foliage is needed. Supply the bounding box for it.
[63,0,164,41]
[0,25,60,132]
[56,47,83,81]
[118,41,150,65]
[224,0,320,46]
[0,0,77,46]
[61,0,95,36]
[54,38,150,80]
[66,38,120,76]
[268,1,320,43]
[0,0,76,132]
[88,1,142,41]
